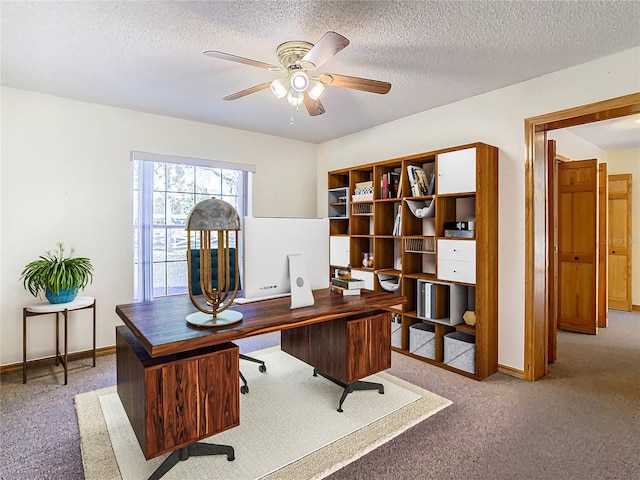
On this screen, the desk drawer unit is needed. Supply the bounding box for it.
[437,239,476,284]
[116,326,239,459]
[281,311,391,385]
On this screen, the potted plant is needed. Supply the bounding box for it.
[20,242,93,304]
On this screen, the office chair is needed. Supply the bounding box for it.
[189,248,266,394]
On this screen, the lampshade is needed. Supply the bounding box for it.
[307,80,325,100]
[270,71,325,109]
[185,198,242,327]
[290,71,310,92]
[270,78,288,99]
[287,89,304,107]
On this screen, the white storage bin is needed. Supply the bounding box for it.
[409,323,435,359]
[391,319,402,348]
[443,331,476,374]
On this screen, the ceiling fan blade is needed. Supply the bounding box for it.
[319,73,391,95]
[203,50,282,71]
[222,83,271,101]
[300,31,350,69]
[303,94,325,116]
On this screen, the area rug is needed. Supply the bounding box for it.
[75,348,451,480]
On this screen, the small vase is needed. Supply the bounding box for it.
[45,288,78,304]
[362,253,369,268]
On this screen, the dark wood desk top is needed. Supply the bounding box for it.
[116,288,406,358]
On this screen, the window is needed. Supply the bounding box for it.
[132,152,253,301]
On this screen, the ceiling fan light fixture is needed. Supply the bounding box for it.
[307,80,325,100]
[290,71,310,92]
[287,89,304,107]
[208,31,391,118]
[270,78,288,99]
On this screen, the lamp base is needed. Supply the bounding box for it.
[186,310,243,328]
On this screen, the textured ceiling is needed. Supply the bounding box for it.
[1,1,640,144]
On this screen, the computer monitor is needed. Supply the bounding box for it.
[238,217,330,308]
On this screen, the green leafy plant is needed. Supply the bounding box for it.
[20,243,93,297]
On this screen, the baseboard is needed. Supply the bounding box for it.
[632,304,640,312]
[498,363,525,379]
[0,346,116,375]
[2,347,564,380]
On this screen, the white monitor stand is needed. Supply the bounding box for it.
[287,254,314,309]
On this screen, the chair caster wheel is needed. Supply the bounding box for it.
[240,385,249,394]
[259,365,267,373]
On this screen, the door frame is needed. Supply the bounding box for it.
[524,92,640,381]
[598,163,608,327]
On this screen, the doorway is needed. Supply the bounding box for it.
[524,92,640,381]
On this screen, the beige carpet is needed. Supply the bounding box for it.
[75,349,451,480]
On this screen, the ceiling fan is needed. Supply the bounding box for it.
[203,31,391,117]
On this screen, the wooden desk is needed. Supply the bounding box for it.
[116,288,405,357]
[115,288,405,478]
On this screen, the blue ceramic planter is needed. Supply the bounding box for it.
[45,288,78,304]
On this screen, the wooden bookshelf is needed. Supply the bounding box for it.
[328,142,498,380]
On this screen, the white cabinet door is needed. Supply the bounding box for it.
[329,236,350,267]
[437,147,476,194]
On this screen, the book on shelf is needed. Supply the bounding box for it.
[380,171,400,199]
[392,204,402,236]
[423,163,436,195]
[406,165,429,196]
[413,167,429,196]
[391,172,400,198]
[444,229,475,238]
[330,284,361,296]
[417,282,449,319]
[355,180,373,189]
[352,193,373,202]
[331,277,365,289]
[381,173,388,199]
[406,165,417,196]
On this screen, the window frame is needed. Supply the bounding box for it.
[132,151,254,301]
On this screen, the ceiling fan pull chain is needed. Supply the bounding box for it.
[290,104,296,125]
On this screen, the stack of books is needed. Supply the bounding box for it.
[352,181,374,202]
[330,277,365,296]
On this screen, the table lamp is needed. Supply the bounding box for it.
[185,198,242,327]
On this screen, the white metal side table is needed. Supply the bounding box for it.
[23,296,96,384]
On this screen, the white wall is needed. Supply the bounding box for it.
[316,47,640,371]
[1,87,317,365]
[606,146,640,306]
[548,130,608,162]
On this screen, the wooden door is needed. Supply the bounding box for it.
[608,174,632,311]
[598,163,608,327]
[557,159,598,335]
